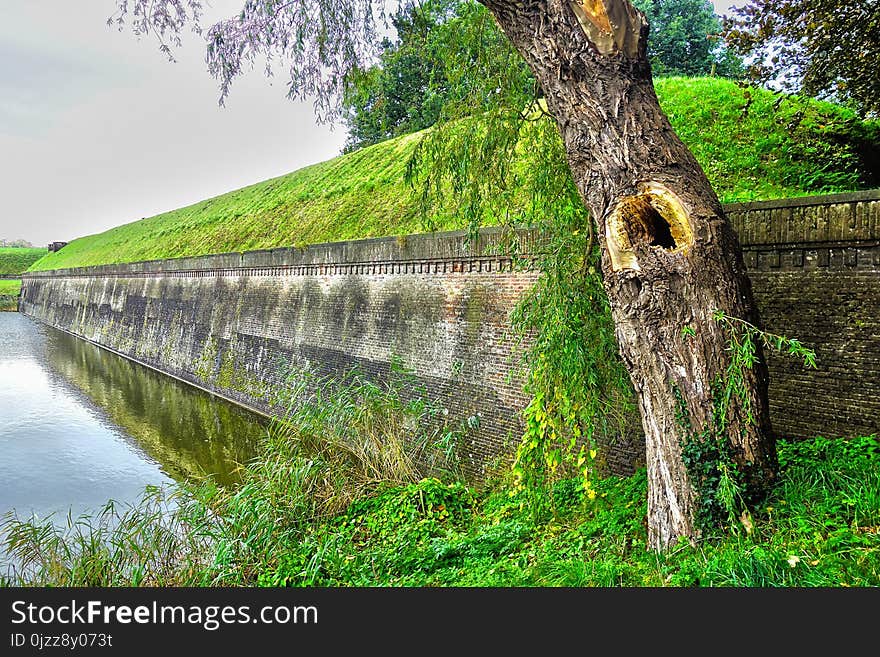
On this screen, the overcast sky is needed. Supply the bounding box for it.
[0,1,742,247]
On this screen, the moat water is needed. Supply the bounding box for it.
[0,312,266,530]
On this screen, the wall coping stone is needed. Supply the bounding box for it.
[23,226,547,279]
[722,188,880,212]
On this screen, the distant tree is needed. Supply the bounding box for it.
[341,0,532,151]
[633,0,742,77]
[723,1,880,117]
[341,0,456,151]
[344,0,741,152]
[0,239,34,248]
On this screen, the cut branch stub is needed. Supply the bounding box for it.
[605,182,693,271]
[569,0,644,57]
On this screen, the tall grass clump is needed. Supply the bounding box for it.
[204,361,472,584]
[0,486,218,587]
[264,360,468,518]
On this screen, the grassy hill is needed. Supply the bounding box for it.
[30,77,880,272]
[1,247,47,275]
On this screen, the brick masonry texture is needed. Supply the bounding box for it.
[21,192,880,481]
[726,190,880,443]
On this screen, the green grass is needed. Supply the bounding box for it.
[253,435,879,587]
[29,77,880,272]
[0,280,21,296]
[2,363,876,587]
[0,248,46,275]
[0,279,20,311]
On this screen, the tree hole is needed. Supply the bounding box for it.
[605,183,694,272]
[646,206,677,250]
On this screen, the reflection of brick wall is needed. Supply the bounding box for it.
[20,190,880,480]
[726,189,880,442]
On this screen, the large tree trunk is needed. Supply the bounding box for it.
[481,0,776,549]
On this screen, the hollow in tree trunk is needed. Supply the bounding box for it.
[480,0,777,550]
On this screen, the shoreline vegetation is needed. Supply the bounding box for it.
[0,280,21,312]
[2,365,877,587]
[0,247,43,311]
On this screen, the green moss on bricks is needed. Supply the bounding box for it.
[214,342,272,400]
[231,370,271,400]
[216,346,237,390]
[194,337,219,385]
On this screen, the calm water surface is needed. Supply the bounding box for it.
[0,313,266,525]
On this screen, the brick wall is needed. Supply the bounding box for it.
[21,191,880,480]
[726,189,880,441]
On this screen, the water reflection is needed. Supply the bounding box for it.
[44,327,267,487]
[0,313,266,525]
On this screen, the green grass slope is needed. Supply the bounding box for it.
[0,247,47,275]
[30,77,880,272]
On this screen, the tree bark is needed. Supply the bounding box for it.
[480,0,776,549]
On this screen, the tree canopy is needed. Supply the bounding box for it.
[340,0,452,151]
[633,0,741,77]
[723,0,880,117]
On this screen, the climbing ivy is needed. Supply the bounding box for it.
[678,310,818,535]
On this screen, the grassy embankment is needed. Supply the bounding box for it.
[0,247,46,310]
[0,279,22,296]
[29,77,880,272]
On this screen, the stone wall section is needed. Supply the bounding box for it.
[727,190,880,442]
[22,228,542,481]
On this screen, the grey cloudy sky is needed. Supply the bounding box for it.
[0,1,741,247]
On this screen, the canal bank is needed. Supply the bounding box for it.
[0,278,20,311]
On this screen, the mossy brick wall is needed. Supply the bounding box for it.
[21,227,544,482]
[21,190,880,480]
[726,189,880,442]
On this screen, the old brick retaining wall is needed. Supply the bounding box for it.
[20,228,544,481]
[20,190,880,480]
[726,189,880,442]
